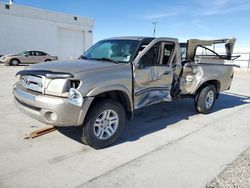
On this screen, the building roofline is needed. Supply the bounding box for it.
[0,2,94,27]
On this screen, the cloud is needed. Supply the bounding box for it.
[192,20,209,31]
[144,11,180,20]
[143,4,195,20]
[143,0,250,20]
[212,0,229,6]
[198,1,250,16]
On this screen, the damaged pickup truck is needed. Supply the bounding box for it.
[13,37,238,149]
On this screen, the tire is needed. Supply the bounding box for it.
[195,85,216,114]
[81,99,126,149]
[45,59,51,62]
[10,59,20,66]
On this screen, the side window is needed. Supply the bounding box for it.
[34,51,40,56]
[139,44,159,67]
[162,43,175,65]
[136,39,152,56]
[179,43,187,61]
[29,51,35,56]
[39,52,47,56]
[23,51,29,56]
[180,47,187,61]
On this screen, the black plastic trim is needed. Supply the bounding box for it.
[195,45,229,60]
[16,70,74,79]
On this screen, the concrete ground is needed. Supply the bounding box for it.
[207,146,250,188]
[0,65,250,188]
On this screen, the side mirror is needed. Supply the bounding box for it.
[136,61,145,69]
[134,54,147,69]
[24,54,29,57]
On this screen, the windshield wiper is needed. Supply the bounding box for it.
[91,57,120,64]
[79,55,89,60]
[78,55,91,60]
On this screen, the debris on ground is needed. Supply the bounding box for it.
[207,146,250,188]
[24,126,56,139]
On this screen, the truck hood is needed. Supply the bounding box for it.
[26,59,121,74]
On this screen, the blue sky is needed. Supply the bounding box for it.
[3,0,250,47]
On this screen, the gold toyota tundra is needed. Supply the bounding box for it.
[13,37,238,149]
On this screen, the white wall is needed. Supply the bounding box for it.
[0,3,94,60]
[57,27,84,60]
[0,14,57,55]
[233,48,250,68]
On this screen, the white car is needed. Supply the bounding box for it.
[0,51,58,65]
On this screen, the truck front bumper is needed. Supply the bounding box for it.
[13,83,94,126]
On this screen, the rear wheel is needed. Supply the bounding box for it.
[195,85,216,114]
[81,99,125,149]
[10,59,20,66]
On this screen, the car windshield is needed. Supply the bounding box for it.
[15,51,27,56]
[82,39,139,63]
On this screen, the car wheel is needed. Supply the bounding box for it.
[81,99,125,149]
[195,85,216,114]
[10,59,20,66]
[45,59,51,62]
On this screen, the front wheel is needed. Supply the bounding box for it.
[81,99,125,149]
[10,59,20,66]
[195,85,216,114]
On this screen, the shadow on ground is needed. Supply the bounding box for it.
[57,92,250,146]
[0,63,27,67]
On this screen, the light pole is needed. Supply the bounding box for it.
[152,21,158,37]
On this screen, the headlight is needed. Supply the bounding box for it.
[46,79,68,93]
[68,88,83,106]
[45,78,81,97]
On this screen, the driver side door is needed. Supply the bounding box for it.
[19,51,35,64]
[133,40,175,109]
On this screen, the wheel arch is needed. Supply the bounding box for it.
[195,79,221,98]
[87,89,133,120]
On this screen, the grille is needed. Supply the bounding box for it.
[20,75,44,93]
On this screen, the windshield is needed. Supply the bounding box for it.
[82,39,139,63]
[15,51,27,56]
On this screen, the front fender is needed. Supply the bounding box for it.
[86,84,133,111]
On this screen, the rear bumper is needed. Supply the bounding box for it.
[13,83,94,126]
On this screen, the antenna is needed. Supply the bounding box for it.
[152,21,158,37]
